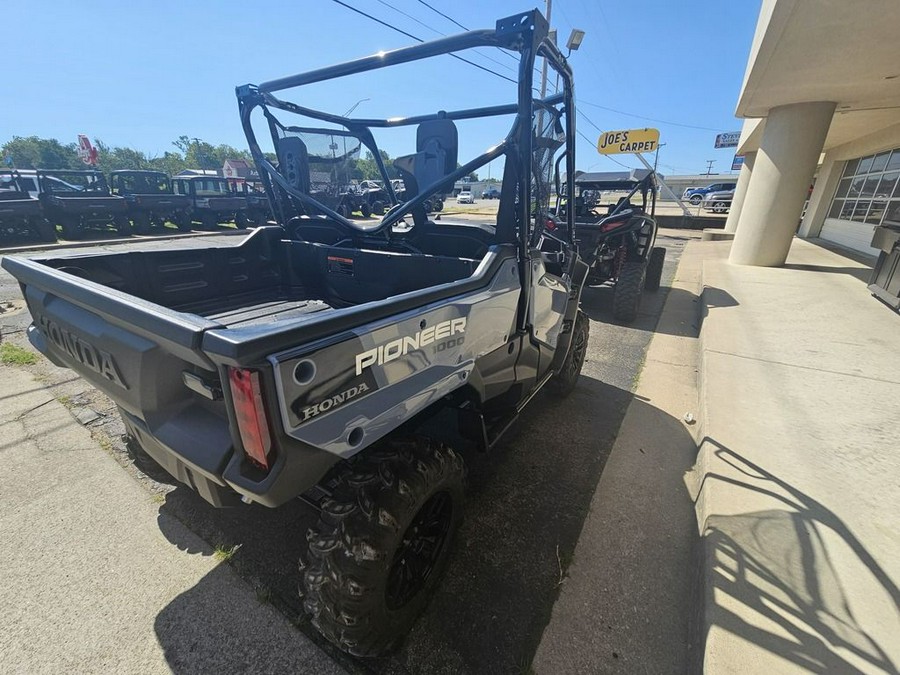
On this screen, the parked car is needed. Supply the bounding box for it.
[457,189,475,204]
[481,185,500,199]
[702,189,735,214]
[683,181,737,205]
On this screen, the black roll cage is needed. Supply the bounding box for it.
[235,9,576,255]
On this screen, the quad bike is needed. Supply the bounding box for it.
[554,171,666,322]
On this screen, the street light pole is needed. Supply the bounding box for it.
[343,98,370,117]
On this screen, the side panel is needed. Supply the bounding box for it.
[269,257,520,457]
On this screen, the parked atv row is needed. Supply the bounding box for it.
[0,168,267,244]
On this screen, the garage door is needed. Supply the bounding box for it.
[820,218,880,256]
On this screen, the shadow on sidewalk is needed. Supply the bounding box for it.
[696,439,899,674]
[782,263,872,283]
[581,285,704,337]
[149,377,642,674]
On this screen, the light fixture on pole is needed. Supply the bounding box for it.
[566,29,585,54]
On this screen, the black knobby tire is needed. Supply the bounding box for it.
[372,200,385,216]
[432,198,443,213]
[547,310,589,397]
[60,217,79,240]
[644,246,666,292]
[133,213,152,235]
[235,212,249,229]
[613,261,645,322]
[360,202,372,218]
[114,215,131,236]
[176,213,193,232]
[302,436,466,657]
[201,213,217,231]
[35,218,58,243]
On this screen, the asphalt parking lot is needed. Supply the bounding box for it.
[0,227,694,674]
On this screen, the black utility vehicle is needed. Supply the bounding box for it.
[109,170,192,234]
[4,10,586,657]
[171,175,249,230]
[231,178,272,226]
[38,170,129,239]
[556,171,665,322]
[0,170,57,243]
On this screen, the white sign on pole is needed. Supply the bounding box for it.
[715,132,741,149]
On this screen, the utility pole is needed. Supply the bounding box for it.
[704,159,716,176]
[539,0,553,100]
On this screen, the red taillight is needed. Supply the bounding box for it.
[601,218,625,233]
[228,367,273,470]
[545,218,557,231]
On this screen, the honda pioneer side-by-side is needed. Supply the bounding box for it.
[171,175,249,230]
[109,170,192,234]
[3,10,588,656]
[0,170,57,243]
[37,169,129,239]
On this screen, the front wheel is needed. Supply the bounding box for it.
[302,436,466,657]
[613,261,645,322]
[547,310,589,397]
[644,246,666,291]
[133,213,152,235]
[235,212,249,229]
[689,195,702,206]
[114,215,131,236]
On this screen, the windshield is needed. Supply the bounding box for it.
[193,179,231,196]
[115,172,169,194]
[41,172,107,195]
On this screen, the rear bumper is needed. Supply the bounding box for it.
[119,408,243,507]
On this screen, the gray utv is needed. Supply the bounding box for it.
[3,9,588,657]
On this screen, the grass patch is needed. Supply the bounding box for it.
[0,342,38,366]
[214,543,241,562]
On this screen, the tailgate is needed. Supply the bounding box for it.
[139,195,190,209]
[1,256,221,413]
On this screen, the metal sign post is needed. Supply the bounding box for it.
[633,152,692,217]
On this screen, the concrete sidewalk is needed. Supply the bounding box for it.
[693,239,900,673]
[0,365,344,674]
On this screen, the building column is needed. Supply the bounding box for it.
[729,101,835,266]
[724,151,756,234]
[798,153,845,239]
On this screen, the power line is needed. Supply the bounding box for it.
[329,0,517,84]
[579,100,729,132]
[416,0,467,31]
[374,0,516,73]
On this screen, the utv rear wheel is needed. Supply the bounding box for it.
[547,310,589,397]
[133,213,152,235]
[360,202,372,218]
[372,200,385,216]
[301,436,466,657]
[35,218,58,243]
[114,216,131,236]
[60,218,79,240]
[176,213,192,232]
[432,198,443,213]
[235,212,249,229]
[644,246,666,292]
[613,261,645,322]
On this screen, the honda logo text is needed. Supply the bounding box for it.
[301,383,370,421]
[39,315,127,389]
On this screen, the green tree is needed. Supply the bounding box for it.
[1,136,79,169]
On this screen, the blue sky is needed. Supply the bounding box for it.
[5,0,760,177]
